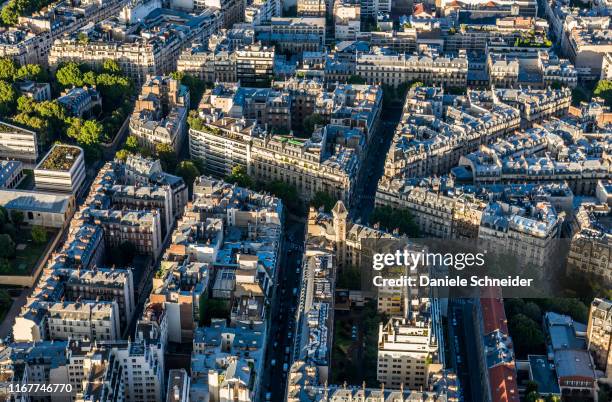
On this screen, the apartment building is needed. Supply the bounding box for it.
[457,121,611,195]
[286,361,460,401]
[297,0,327,16]
[566,202,611,284]
[438,0,537,17]
[563,16,612,79]
[0,121,38,165]
[255,17,326,53]
[382,88,520,181]
[0,164,24,195]
[34,144,86,195]
[178,41,275,87]
[492,87,572,128]
[293,251,335,382]
[189,116,264,177]
[49,7,221,84]
[57,86,102,118]
[166,369,190,402]
[47,301,121,341]
[16,81,51,102]
[199,0,245,27]
[333,0,361,41]
[355,48,468,88]
[85,208,163,257]
[190,80,382,203]
[478,200,562,268]
[123,155,189,220]
[377,313,442,389]
[149,261,209,343]
[64,268,136,330]
[130,75,190,154]
[306,200,393,272]
[0,0,128,66]
[587,298,612,381]
[477,288,519,402]
[543,312,597,399]
[245,0,281,24]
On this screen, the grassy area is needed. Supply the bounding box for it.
[1,227,56,276]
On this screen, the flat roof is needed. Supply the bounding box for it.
[37,144,82,172]
[0,188,71,214]
[528,355,560,395]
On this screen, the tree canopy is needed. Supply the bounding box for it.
[370,206,419,237]
[176,160,201,187]
[508,313,545,357]
[311,191,337,212]
[225,165,254,188]
[0,80,16,116]
[56,62,84,87]
[594,80,612,107]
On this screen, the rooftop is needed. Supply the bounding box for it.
[38,145,82,171]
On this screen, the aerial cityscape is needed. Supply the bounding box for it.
[0,0,609,400]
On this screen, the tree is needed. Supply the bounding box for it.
[1,4,19,26]
[14,64,46,82]
[534,298,588,323]
[336,265,361,289]
[508,314,545,357]
[155,143,177,173]
[303,114,325,136]
[370,206,419,237]
[525,380,539,395]
[200,297,230,325]
[0,80,16,115]
[67,118,102,146]
[187,110,204,131]
[593,80,612,107]
[78,120,103,146]
[16,95,35,113]
[2,223,16,240]
[77,32,89,44]
[10,210,23,228]
[35,100,65,121]
[523,302,542,323]
[0,234,15,259]
[95,73,131,111]
[170,71,185,81]
[0,58,17,81]
[124,135,140,153]
[30,226,47,244]
[102,59,121,74]
[176,160,200,186]
[311,191,337,212]
[115,149,130,161]
[225,165,253,188]
[410,81,424,89]
[56,62,84,87]
[264,180,300,212]
[83,71,97,86]
[347,75,366,84]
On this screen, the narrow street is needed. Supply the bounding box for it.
[261,215,306,401]
[350,104,403,223]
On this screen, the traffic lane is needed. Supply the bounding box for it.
[263,221,305,400]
